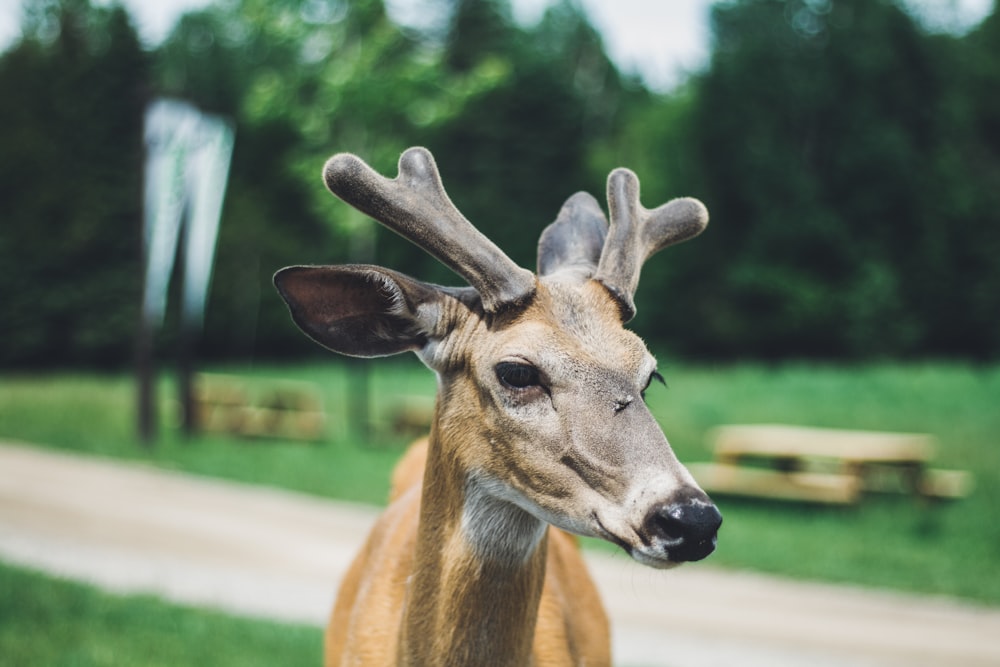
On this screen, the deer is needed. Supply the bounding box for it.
[274,147,722,666]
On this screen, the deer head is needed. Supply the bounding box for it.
[275,147,721,567]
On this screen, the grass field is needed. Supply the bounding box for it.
[1,360,998,605]
[0,560,320,665]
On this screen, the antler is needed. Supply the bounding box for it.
[593,168,708,321]
[323,147,536,314]
[537,192,608,279]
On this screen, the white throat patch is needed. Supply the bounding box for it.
[461,474,547,567]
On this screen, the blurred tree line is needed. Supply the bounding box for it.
[1,0,997,367]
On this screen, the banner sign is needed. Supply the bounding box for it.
[142,99,235,330]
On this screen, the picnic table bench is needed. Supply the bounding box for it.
[192,373,326,442]
[687,424,972,504]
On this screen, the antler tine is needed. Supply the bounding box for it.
[593,168,709,321]
[323,147,536,314]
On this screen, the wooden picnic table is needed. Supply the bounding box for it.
[687,424,972,505]
[192,373,326,442]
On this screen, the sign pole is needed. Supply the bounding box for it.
[137,99,234,444]
[135,315,156,446]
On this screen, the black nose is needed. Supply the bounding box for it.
[646,500,723,562]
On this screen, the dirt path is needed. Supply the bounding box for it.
[1,442,997,667]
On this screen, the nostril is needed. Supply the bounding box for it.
[651,506,688,544]
[646,501,723,562]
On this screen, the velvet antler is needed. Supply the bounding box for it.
[592,168,708,321]
[323,147,536,314]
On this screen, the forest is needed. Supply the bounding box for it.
[2,0,998,367]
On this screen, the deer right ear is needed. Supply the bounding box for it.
[274,265,449,358]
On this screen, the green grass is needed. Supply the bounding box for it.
[0,560,321,666]
[0,363,426,505]
[646,362,1000,602]
[1,360,999,604]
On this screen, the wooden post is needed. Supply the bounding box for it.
[177,321,196,438]
[135,314,156,446]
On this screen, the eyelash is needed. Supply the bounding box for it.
[495,362,541,390]
[642,371,665,399]
[495,364,663,401]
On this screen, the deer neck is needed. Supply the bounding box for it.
[399,427,549,667]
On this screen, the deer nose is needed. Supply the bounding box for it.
[646,500,722,562]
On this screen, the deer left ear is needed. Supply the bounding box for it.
[274,265,450,358]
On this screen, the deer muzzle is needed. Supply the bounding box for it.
[644,497,722,563]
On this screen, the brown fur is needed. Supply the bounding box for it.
[274,148,717,667]
[326,439,610,666]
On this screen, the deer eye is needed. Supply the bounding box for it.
[496,362,541,390]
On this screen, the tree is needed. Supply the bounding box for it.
[153,0,506,358]
[934,5,1000,356]
[0,0,148,367]
[444,0,514,72]
[672,0,999,359]
[425,0,632,277]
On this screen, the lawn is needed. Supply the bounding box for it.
[1,360,998,604]
[0,560,320,666]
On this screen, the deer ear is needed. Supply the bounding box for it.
[274,265,448,358]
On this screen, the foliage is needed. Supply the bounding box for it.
[1,361,999,603]
[0,0,998,366]
[0,560,321,665]
[418,0,633,275]
[677,0,1000,358]
[0,0,147,367]
[152,0,508,359]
